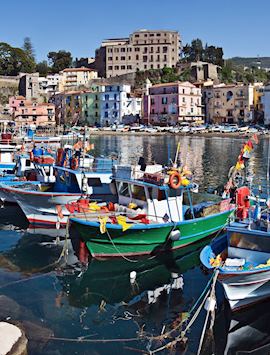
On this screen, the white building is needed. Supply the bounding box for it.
[99,84,141,125]
[263,83,270,125]
[38,74,60,95]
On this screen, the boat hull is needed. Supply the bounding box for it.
[71,209,233,258]
[0,184,81,226]
[219,270,270,311]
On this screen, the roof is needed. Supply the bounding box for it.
[151,81,196,88]
[62,67,96,72]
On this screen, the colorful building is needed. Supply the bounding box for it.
[203,83,254,124]
[143,81,203,125]
[9,96,55,128]
[99,84,141,126]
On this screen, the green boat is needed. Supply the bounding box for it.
[70,164,234,259]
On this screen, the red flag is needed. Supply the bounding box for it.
[252,134,259,144]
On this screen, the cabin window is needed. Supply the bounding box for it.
[130,185,146,201]
[118,182,130,198]
[87,178,102,187]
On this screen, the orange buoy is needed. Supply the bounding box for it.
[169,172,182,189]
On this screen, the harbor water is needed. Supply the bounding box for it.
[0,134,270,354]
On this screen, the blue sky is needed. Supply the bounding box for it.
[1,0,269,62]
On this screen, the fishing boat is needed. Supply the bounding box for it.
[0,150,117,227]
[0,144,17,172]
[200,186,270,311]
[70,162,234,259]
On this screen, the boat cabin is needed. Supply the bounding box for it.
[0,144,16,171]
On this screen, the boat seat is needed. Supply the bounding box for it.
[228,246,270,266]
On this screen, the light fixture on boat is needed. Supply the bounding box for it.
[169,230,181,241]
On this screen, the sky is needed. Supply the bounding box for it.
[1,0,270,62]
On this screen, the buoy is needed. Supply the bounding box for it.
[130,271,137,284]
[204,297,216,312]
[169,230,181,241]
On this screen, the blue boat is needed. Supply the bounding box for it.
[200,191,270,311]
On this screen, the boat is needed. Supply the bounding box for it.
[200,185,270,311]
[0,144,17,172]
[70,162,234,259]
[0,150,117,227]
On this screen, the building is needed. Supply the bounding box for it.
[59,67,98,91]
[143,81,203,125]
[9,96,55,128]
[100,84,141,126]
[263,83,270,125]
[203,83,254,124]
[178,61,221,82]
[18,73,39,100]
[95,29,181,78]
[38,74,60,95]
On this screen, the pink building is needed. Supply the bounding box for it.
[143,82,203,125]
[9,96,56,128]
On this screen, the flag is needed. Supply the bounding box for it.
[116,215,133,232]
[99,216,108,234]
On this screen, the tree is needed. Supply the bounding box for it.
[36,60,49,76]
[47,50,72,73]
[0,42,36,75]
[22,37,35,61]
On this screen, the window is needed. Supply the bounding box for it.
[105,111,108,118]
[121,48,125,52]
[114,102,117,109]
[115,65,119,70]
[151,108,155,114]
[108,57,113,61]
[121,56,125,60]
[105,94,109,100]
[163,55,167,61]
[182,89,185,94]
[113,111,118,117]
[163,46,168,53]
[105,103,109,109]
[191,108,193,113]
[87,178,102,187]
[108,48,113,53]
[150,64,153,69]
[136,54,139,60]
[144,33,148,37]
[156,47,160,53]
[135,47,140,52]
[151,98,155,104]
[135,34,139,38]
[131,184,146,201]
[144,64,147,69]
[114,93,117,100]
[108,66,113,70]
[114,48,119,52]
[127,65,132,69]
[157,64,160,68]
[143,55,147,62]
[144,47,147,53]
[115,56,118,60]
[128,56,131,60]
[157,33,161,37]
[118,182,130,197]
[182,97,185,103]
[162,97,168,104]
[150,33,154,37]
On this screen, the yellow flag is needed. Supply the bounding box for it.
[99,216,108,234]
[116,215,133,232]
[89,202,101,211]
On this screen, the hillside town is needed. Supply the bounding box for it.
[1,29,270,133]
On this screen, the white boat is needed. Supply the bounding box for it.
[0,156,117,227]
[0,144,16,171]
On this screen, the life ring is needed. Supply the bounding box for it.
[71,157,79,170]
[169,172,182,189]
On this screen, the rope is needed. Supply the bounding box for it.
[105,229,138,263]
[196,269,219,355]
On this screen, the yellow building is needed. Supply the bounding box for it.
[253,83,264,111]
[59,67,98,91]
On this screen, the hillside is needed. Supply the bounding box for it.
[229,57,270,69]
